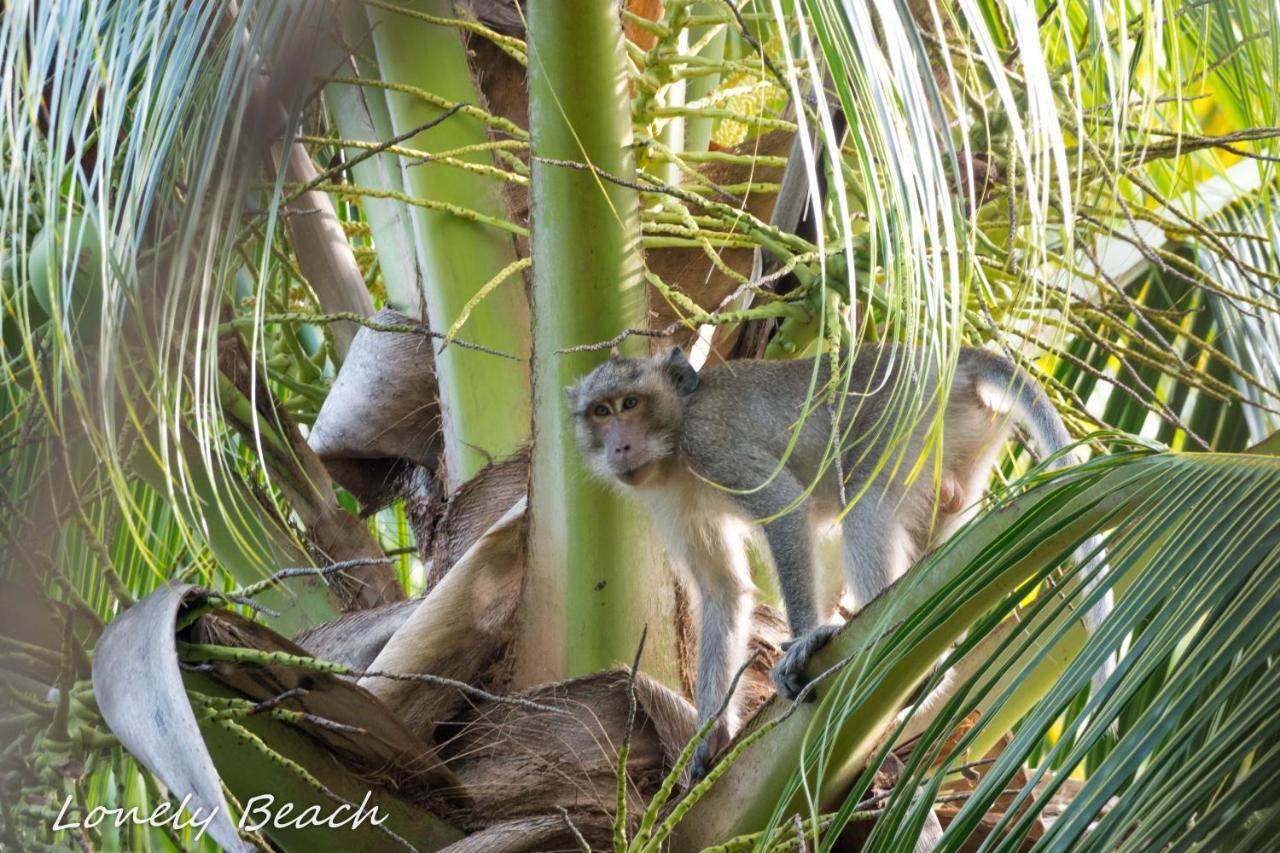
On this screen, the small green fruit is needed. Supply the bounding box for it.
[27,214,104,340]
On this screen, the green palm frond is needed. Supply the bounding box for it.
[0,1,402,629]
[786,0,1279,457]
[900,453,1280,851]
[671,449,1280,849]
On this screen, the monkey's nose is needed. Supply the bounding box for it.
[615,444,631,453]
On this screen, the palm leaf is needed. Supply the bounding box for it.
[670,449,1280,849]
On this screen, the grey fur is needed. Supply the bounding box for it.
[568,345,1112,772]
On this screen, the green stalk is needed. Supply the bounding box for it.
[365,0,531,487]
[639,3,725,185]
[681,6,728,156]
[326,4,424,314]
[519,0,672,683]
[957,604,1090,762]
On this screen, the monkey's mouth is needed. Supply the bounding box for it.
[615,461,658,486]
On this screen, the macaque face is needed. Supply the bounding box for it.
[581,393,664,485]
[567,355,686,488]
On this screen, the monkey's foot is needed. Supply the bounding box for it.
[772,623,841,700]
[688,719,730,783]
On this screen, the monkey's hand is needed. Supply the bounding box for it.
[687,719,731,784]
[772,623,841,700]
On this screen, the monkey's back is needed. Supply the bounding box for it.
[679,348,998,518]
[683,350,922,476]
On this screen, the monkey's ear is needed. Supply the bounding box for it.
[565,381,583,412]
[662,346,700,395]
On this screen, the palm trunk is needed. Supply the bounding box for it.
[364,0,532,487]
[326,3,425,316]
[517,0,679,687]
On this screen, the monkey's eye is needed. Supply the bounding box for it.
[592,403,611,417]
[622,396,639,410]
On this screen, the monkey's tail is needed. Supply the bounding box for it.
[965,349,1116,688]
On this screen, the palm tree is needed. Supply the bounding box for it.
[2,0,1278,850]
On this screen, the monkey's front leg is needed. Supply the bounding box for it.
[757,510,828,700]
[774,497,905,699]
[690,574,754,780]
[774,623,842,700]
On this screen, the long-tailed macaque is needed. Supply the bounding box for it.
[567,346,1110,773]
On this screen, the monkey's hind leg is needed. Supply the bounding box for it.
[841,491,912,611]
[772,495,909,699]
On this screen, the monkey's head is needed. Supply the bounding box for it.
[566,347,700,487]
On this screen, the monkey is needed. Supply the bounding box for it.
[566,345,1112,775]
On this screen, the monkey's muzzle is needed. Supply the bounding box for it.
[614,461,659,487]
